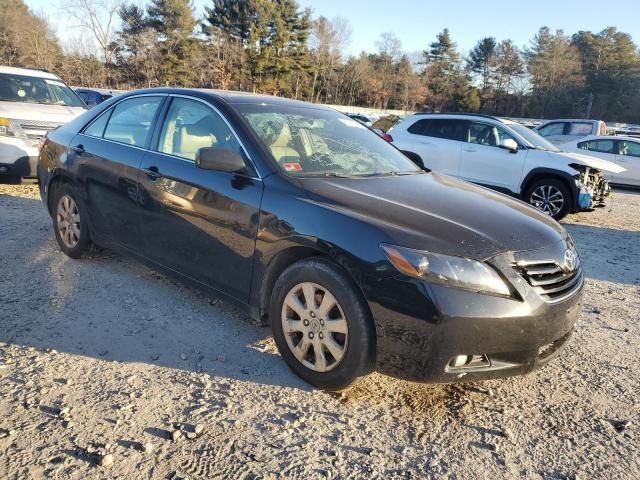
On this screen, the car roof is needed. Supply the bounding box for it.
[563,135,640,145]
[400,112,513,125]
[119,87,334,111]
[539,119,602,124]
[0,65,61,79]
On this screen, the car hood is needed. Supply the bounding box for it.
[298,172,568,260]
[0,101,86,124]
[555,150,626,173]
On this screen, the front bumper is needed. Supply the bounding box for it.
[367,242,583,383]
[0,137,39,180]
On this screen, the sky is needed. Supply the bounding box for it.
[25,0,640,55]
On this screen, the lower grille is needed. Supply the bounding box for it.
[514,261,583,303]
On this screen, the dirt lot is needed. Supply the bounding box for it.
[1,184,638,480]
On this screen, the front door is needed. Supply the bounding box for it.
[72,95,165,251]
[458,121,527,193]
[137,96,263,302]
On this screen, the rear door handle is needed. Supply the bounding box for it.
[142,166,161,179]
[71,144,85,154]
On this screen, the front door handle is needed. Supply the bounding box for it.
[71,144,85,154]
[463,147,477,152]
[142,166,161,179]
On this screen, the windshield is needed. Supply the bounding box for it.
[237,104,421,177]
[0,73,85,107]
[509,123,560,152]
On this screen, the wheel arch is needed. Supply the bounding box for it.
[257,245,370,327]
[520,168,578,211]
[46,171,76,216]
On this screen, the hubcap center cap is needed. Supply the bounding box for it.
[310,318,321,333]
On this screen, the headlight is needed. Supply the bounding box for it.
[381,244,511,296]
[0,117,27,139]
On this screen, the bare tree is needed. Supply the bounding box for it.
[59,0,123,64]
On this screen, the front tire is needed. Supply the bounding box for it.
[525,178,571,221]
[270,258,376,390]
[52,183,93,258]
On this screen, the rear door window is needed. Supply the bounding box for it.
[424,119,465,141]
[407,119,431,135]
[578,139,615,153]
[102,96,163,147]
[83,110,112,138]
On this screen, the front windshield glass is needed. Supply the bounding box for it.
[510,123,560,152]
[0,73,84,107]
[237,104,421,177]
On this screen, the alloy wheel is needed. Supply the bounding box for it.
[530,185,564,216]
[280,282,348,372]
[56,194,81,249]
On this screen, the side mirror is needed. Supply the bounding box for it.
[195,147,246,173]
[498,138,519,153]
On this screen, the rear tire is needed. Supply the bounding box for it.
[51,183,93,258]
[270,258,376,390]
[525,178,571,221]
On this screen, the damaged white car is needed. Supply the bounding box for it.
[388,113,625,220]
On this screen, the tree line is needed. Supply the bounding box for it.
[2,0,640,122]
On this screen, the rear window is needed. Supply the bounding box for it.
[568,123,593,135]
[0,72,84,107]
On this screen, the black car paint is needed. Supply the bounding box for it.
[38,88,583,382]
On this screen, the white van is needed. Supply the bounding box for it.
[0,66,86,183]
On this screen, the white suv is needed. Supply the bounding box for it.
[0,66,86,183]
[388,113,624,220]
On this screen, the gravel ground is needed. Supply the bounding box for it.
[0,184,638,480]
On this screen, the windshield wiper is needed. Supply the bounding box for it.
[299,172,354,178]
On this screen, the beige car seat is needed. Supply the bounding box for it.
[174,116,219,160]
[266,122,300,164]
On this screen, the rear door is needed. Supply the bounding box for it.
[615,140,640,186]
[136,95,263,302]
[71,95,166,251]
[398,118,463,175]
[458,121,527,193]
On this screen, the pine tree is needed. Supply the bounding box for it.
[147,0,199,86]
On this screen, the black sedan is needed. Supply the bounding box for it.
[37,89,584,390]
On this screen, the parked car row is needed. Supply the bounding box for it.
[74,87,122,108]
[36,88,586,390]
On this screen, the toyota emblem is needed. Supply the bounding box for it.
[564,249,576,272]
